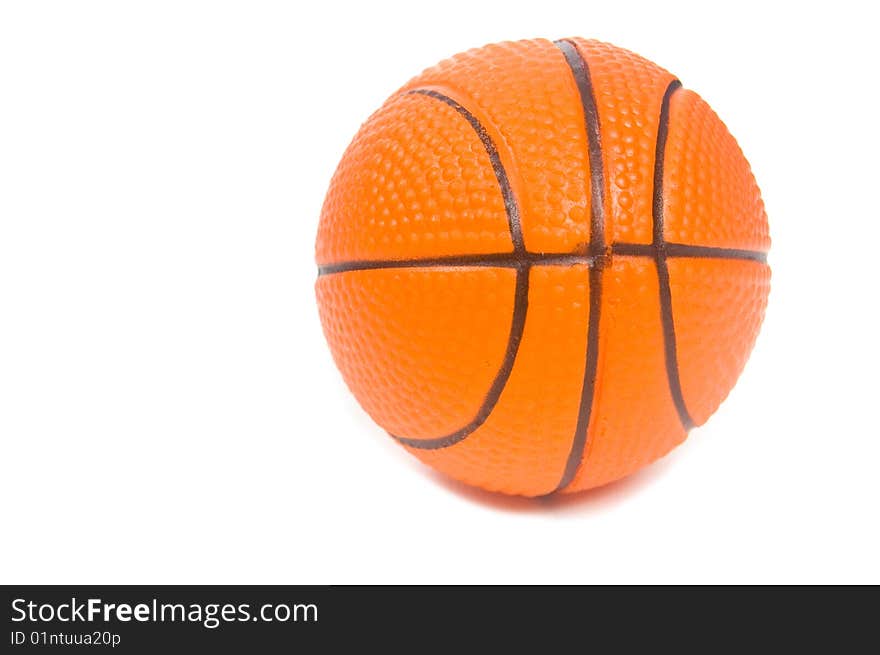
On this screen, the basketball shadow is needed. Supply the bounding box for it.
[426,451,681,515]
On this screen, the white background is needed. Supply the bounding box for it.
[1,0,877,584]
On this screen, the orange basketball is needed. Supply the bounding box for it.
[315,38,770,496]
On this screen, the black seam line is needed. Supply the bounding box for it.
[394,266,530,450]
[390,87,529,451]
[612,242,768,263]
[652,80,695,431]
[555,40,606,254]
[316,242,768,276]
[317,252,599,275]
[407,89,525,252]
[552,39,606,494]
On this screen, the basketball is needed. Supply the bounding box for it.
[315,38,770,496]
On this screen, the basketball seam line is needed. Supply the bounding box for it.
[653,80,695,431]
[406,89,525,252]
[316,243,767,275]
[390,88,530,450]
[550,39,606,494]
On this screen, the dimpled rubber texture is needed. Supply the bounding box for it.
[317,91,514,263]
[316,268,515,438]
[660,88,771,429]
[315,38,770,497]
[397,40,593,254]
